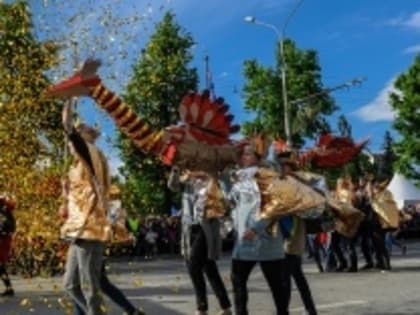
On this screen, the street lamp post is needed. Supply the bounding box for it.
[244,0,304,146]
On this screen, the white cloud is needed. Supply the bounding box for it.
[403,11,420,30]
[108,154,123,177]
[386,11,420,32]
[403,44,420,54]
[352,79,398,122]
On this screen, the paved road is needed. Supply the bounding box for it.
[1,242,420,315]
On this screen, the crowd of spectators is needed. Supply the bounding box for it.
[126,215,182,259]
[399,203,420,237]
[119,203,420,260]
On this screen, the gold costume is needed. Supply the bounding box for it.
[182,171,227,220]
[328,184,364,238]
[371,189,399,229]
[254,167,327,220]
[61,143,112,242]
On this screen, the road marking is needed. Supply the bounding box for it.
[290,300,367,312]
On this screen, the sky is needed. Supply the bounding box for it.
[28,0,420,175]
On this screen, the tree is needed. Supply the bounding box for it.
[337,114,352,137]
[0,1,65,276]
[317,114,374,188]
[242,39,337,146]
[389,55,420,186]
[117,12,198,215]
[376,131,396,181]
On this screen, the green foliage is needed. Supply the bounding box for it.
[242,39,337,146]
[389,55,420,186]
[337,114,352,137]
[117,12,198,215]
[0,1,65,276]
[376,131,396,181]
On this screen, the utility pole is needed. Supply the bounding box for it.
[204,53,216,99]
[245,0,304,145]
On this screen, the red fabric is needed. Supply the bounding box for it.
[0,235,12,263]
[178,92,238,145]
[318,133,334,146]
[310,140,367,168]
[161,143,177,166]
[316,232,328,245]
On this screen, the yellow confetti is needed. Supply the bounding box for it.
[134,278,144,288]
[20,298,31,307]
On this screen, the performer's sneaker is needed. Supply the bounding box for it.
[335,264,347,272]
[360,263,373,270]
[346,266,358,273]
[216,309,232,315]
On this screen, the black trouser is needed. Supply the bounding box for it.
[0,264,12,289]
[309,236,325,273]
[231,259,290,315]
[186,225,231,312]
[286,255,317,315]
[359,225,374,265]
[372,228,390,268]
[326,232,347,270]
[347,236,358,270]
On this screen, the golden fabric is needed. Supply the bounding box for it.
[327,196,364,237]
[254,168,327,219]
[294,171,324,184]
[61,144,112,242]
[371,190,400,229]
[185,171,227,219]
[204,177,227,219]
[336,188,353,204]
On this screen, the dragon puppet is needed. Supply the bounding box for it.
[46,59,241,174]
[273,133,369,169]
[46,59,367,231]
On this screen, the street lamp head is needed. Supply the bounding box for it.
[244,16,256,23]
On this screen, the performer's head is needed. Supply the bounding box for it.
[76,123,100,143]
[276,151,299,175]
[240,144,261,168]
[239,134,270,167]
[337,176,353,190]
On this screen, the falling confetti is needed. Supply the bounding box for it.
[0,0,171,277]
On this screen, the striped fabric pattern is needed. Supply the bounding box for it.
[89,82,164,154]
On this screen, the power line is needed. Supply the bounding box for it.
[289,77,366,106]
